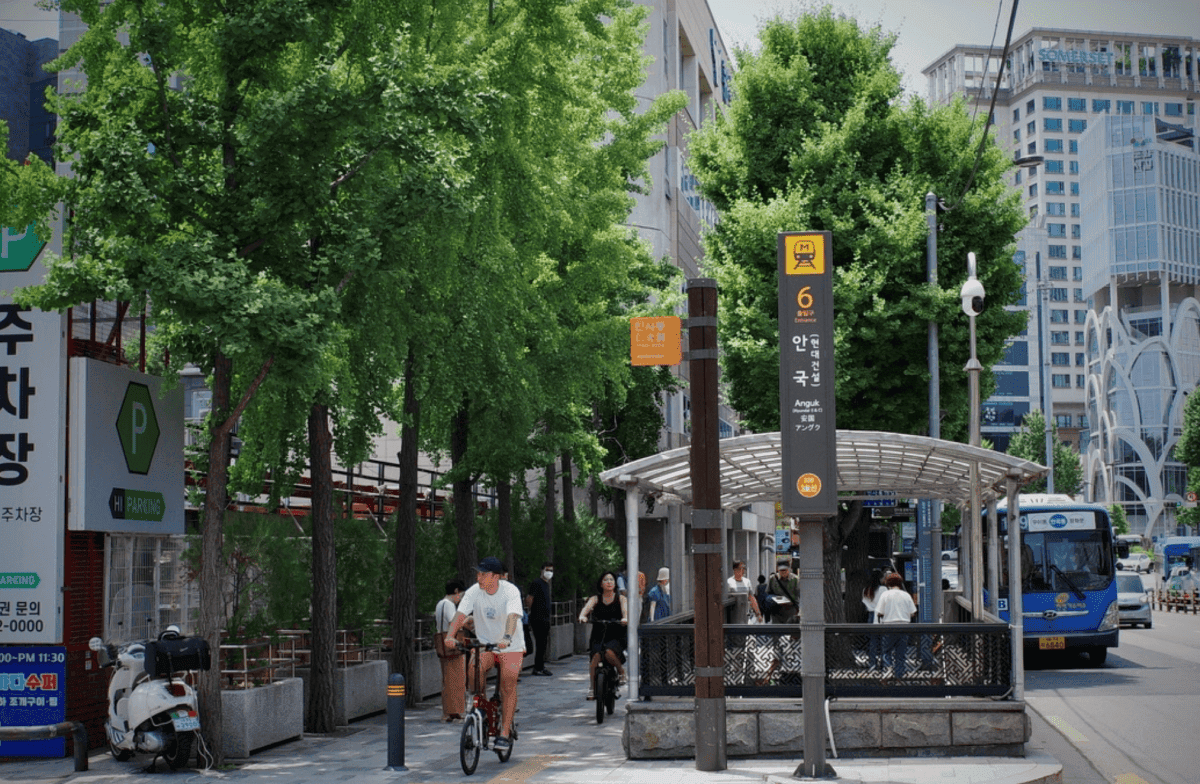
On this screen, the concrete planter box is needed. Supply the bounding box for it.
[221,677,304,758]
[297,660,389,725]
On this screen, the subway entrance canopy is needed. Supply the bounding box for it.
[599,430,1048,509]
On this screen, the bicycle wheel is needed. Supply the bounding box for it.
[604,670,616,715]
[594,669,607,724]
[460,713,480,775]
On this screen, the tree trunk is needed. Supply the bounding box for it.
[390,351,419,704]
[307,402,338,733]
[452,399,477,582]
[560,452,574,528]
[197,353,233,765]
[497,478,515,580]
[543,460,555,561]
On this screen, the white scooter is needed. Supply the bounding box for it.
[88,625,211,770]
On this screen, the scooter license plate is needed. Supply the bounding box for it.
[171,710,201,732]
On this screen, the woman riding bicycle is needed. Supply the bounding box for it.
[577,570,628,700]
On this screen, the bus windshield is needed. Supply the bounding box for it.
[1021,530,1113,594]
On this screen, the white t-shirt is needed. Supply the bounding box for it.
[435,597,457,633]
[457,580,526,653]
[875,586,917,623]
[727,575,753,595]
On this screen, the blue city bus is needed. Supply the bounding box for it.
[1153,536,1200,578]
[987,494,1119,666]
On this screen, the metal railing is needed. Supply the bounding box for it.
[638,622,1013,699]
[220,636,300,690]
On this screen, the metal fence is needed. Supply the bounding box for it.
[638,622,1013,699]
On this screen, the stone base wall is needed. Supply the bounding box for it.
[296,660,388,725]
[624,698,1029,759]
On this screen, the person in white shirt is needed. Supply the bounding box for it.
[434,580,466,721]
[447,557,525,751]
[874,572,917,679]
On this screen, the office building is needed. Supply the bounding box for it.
[0,26,56,164]
[924,28,1199,538]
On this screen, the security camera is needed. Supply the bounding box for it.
[961,277,985,317]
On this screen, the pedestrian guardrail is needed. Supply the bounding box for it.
[1153,588,1199,614]
[638,622,1013,699]
[0,722,88,771]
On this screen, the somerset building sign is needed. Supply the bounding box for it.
[1039,48,1115,66]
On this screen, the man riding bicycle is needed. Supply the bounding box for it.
[447,556,525,751]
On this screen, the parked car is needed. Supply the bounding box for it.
[1117,552,1152,572]
[941,548,958,561]
[1115,572,1152,628]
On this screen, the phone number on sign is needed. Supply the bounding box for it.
[0,619,46,633]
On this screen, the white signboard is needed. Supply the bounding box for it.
[1020,510,1099,533]
[69,359,184,534]
[0,219,66,644]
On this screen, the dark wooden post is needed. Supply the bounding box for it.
[687,278,726,771]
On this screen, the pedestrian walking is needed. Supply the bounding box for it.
[647,568,671,621]
[525,561,554,676]
[434,579,466,721]
[875,572,917,680]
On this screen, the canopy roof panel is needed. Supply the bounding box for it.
[599,430,1047,511]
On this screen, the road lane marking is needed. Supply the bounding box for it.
[1045,715,1089,743]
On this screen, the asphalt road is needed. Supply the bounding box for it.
[1023,582,1200,784]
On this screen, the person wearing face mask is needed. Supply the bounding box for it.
[525,561,555,676]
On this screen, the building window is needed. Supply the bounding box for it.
[1078,414,1089,429]
[1074,288,1085,302]
[1045,138,1064,153]
[1029,184,1038,198]
[1050,287,1068,302]
[1046,181,1065,195]
[1051,331,1070,345]
[1014,129,1021,142]
[1050,310,1069,324]
[1068,97,1086,112]
[1075,374,1086,388]
[1073,267,1082,281]
[1028,141,1037,155]
[1069,160,1079,175]
[1044,96,1062,111]
[1142,101,1158,115]
[1044,118,1063,132]
[1072,224,1081,239]
[1056,414,1073,428]
[1013,108,1021,122]
[1070,182,1079,196]
[1075,311,1088,325]
[1046,202,1066,216]
[1075,329,1084,342]
[1051,352,1070,366]
[1092,99,1111,113]
[1049,265,1067,279]
[1026,99,1035,114]
[1069,140,1078,154]
[1046,159,1064,174]
[1072,245,1082,260]
[1014,170,1022,185]
[1048,244,1067,258]
[1048,223,1067,238]
[1027,121,1036,136]
[1052,374,1071,388]
[1068,118,1087,133]
[1071,203,1080,217]
[1030,205,1039,219]
[1165,102,1183,117]
[1075,352,1085,366]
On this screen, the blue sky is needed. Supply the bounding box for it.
[4,0,1199,94]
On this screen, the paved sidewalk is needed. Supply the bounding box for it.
[1,653,1061,784]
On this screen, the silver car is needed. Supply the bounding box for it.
[1115,573,1152,628]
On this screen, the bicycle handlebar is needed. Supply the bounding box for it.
[455,638,500,652]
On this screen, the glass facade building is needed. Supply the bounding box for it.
[924,28,1199,538]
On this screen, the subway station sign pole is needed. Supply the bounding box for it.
[778,232,837,779]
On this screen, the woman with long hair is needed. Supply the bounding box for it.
[577,570,628,700]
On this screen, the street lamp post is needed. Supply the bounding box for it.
[962,253,985,617]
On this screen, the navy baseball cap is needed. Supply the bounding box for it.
[475,556,505,574]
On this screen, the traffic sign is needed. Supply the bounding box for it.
[116,382,161,474]
[0,223,46,273]
[108,488,166,522]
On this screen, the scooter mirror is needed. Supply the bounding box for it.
[88,636,104,651]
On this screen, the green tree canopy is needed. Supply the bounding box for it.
[1006,409,1083,497]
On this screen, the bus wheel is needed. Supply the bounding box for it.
[1085,647,1108,667]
